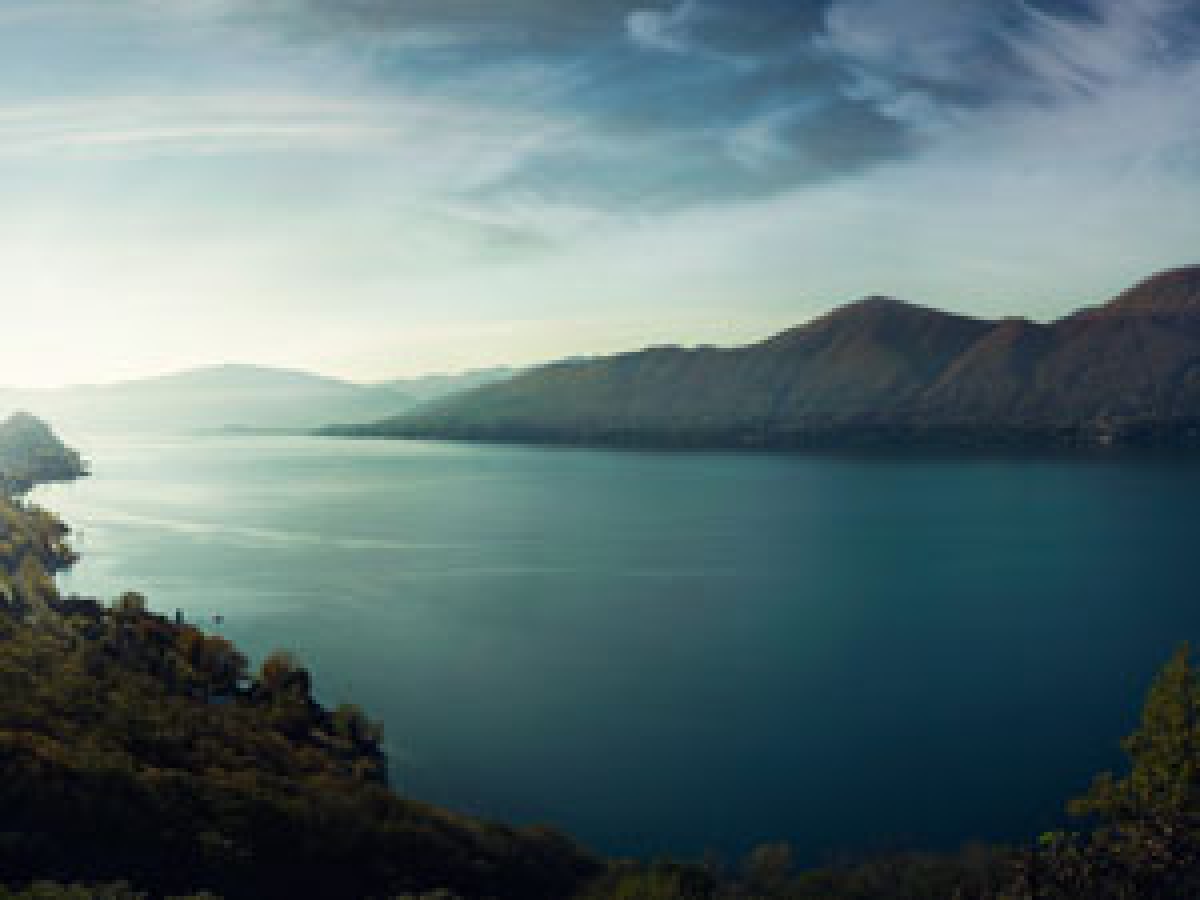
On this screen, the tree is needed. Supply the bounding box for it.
[332,703,382,745]
[1072,643,1200,823]
[115,592,147,617]
[259,650,304,690]
[1018,645,1200,899]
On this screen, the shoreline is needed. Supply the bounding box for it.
[316,418,1200,459]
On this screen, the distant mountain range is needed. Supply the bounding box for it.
[323,266,1200,450]
[0,364,513,435]
[378,367,516,406]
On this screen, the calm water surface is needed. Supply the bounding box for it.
[35,434,1200,862]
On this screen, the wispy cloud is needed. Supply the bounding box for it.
[0,0,1198,386]
[819,0,1199,114]
[626,1,755,66]
[0,95,387,158]
[1007,0,1188,100]
[820,0,1010,85]
[0,92,579,202]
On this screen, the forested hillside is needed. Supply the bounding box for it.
[0,414,597,899]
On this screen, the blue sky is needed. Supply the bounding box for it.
[1,0,1199,386]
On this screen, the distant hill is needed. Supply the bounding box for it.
[376,366,516,405]
[324,266,1200,450]
[0,364,415,434]
[0,412,87,492]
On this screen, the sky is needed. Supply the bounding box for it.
[1,0,1199,387]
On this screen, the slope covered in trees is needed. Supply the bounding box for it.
[326,266,1200,450]
[0,412,87,493]
[0,592,598,899]
[0,416,597,899]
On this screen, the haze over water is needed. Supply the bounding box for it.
[36,434,1200,861]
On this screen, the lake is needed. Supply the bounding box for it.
[34,433,1200,864]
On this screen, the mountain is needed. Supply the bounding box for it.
[0,364,415,434]
[375,366,516,406]
[324,266,1200,449]
[1098,264,1200,315]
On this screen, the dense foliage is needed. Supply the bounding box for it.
[0,585,597,899]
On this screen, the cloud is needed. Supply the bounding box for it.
[0,96,389,159]
[1,0,1199,387]
[626,1,740,62]
[626,0,827,66]
[0,0,934,201]
[821,0,1013,85]
[233,0,641,50]
[1006,0,1194,101]
[0,93,570,196]
[626,2,691,54]
[820,0,1200,109]
[725,97,916,177]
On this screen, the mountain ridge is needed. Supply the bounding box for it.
[0,364,514,434]
[323,266,1200,449]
